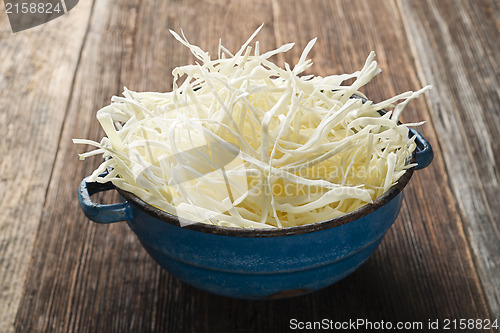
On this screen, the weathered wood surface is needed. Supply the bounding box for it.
[0,0,497,332]
[0,2,93,333]
[398,0,500,316]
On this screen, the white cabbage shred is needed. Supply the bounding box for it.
[74,25,431,229]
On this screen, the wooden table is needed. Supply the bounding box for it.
[1,0,498,332]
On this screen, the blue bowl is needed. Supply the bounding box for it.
[78,129,432,299]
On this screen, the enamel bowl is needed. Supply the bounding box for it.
[78,128,432,299]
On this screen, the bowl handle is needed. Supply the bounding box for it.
[78,176,133,223]
[409,128,433,170]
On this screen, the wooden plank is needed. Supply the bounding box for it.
[0,3,93,333]
[14,0,493,332]
[397,0,500,316]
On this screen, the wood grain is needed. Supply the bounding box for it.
[398,0,500,316]
[0,3,93,332]
[4,0,496,332]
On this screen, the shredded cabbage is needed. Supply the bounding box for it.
[75,25,431,228]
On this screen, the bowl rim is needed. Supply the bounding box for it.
[114,99,417,238]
